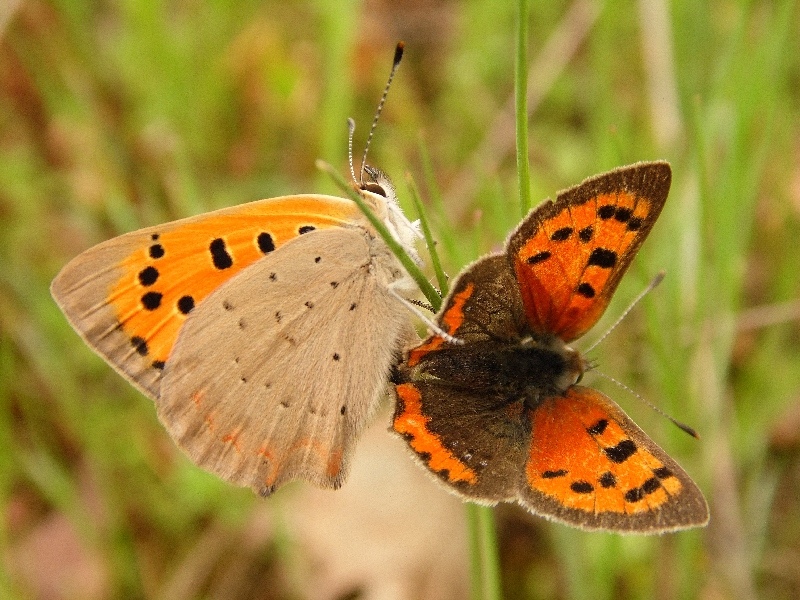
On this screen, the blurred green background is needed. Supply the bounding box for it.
[2,0,799,598]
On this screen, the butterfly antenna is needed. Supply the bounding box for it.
[585,271,665,354]
[347,117,358,183]
[358,41,405,184]
[407,298,435,313]
[388,287,464,345]
[595,371,699,439]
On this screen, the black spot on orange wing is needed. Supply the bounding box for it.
[542,469,568,479]
[587,248,617,269]
[598,205,616,219]
[587,419,608,436]
[578,226,594,243]
[209,238,233,269]
[599,472,617,488]
[604,439,637,463]
[131,336,148,356]
[551,227,573,241]
[570,481,594,494]
[138,266,159,286]
[177,295,195,314]
[527,251,551,265]
[257,232,275,253]
[614,207,633,222]
[141,291,162,310]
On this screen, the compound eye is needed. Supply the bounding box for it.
[360,182,387,197]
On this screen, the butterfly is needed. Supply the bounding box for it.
[51,166,421,497]
[392,162,709,533]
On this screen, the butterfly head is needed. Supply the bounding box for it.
[551,342,591,395]
[359,165,422,261]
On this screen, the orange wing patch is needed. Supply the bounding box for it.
[526,387,683,515]
[394,383,478,484]
[513,189,656,342]
[406,283,474,367]
[108,196,360,369]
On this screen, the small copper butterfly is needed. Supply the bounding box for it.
[52,170,420,496]
[392,162,709,533]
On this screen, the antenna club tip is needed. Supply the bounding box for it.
[680,424,701,439]
[393,41,405,65]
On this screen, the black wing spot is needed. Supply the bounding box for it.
[305,301,314,309]
[238,318,246,329]
[131,336,149,356]
[152,360,165,370]
[604,439,637,463]
[654,467,673,480]
[570,481,594,494]
[257,232,275,254]
[275,311,282,323]
[299,225,316,234]
[588,248,617,269]
[614,207,632,222]
[569,481,594,494]
[350,303,357,311]
[340,405,347,415]
[576,283,595,298]
[209,238,233,270]
[598,205,616,219]
[627,217,643,231]
[222,300,234,311]
[149,244,165,259]
[314,256,322,263]
[587,419,608,436]
[578,226,594,243]
[550,227,573,242]
[141,291,163,310]
[625,487,645,503]
[642,477,661,494]
[625,478,663,503]
[541,469,568,479]
[177,295,195,314]
[330,281,339,288]
[333,353,340,361]
[280,401,289,408]
[599,472,617,488]
[527,251,552,265]
[151,233,160,240]
[138,266,159,286]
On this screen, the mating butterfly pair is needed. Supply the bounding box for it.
[52,161,708,533]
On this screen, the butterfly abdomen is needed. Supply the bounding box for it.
[401,339,584,402]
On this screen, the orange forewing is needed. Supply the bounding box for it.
[406,282,474,368]
[508,164,670,342]
[111,196,361,367]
